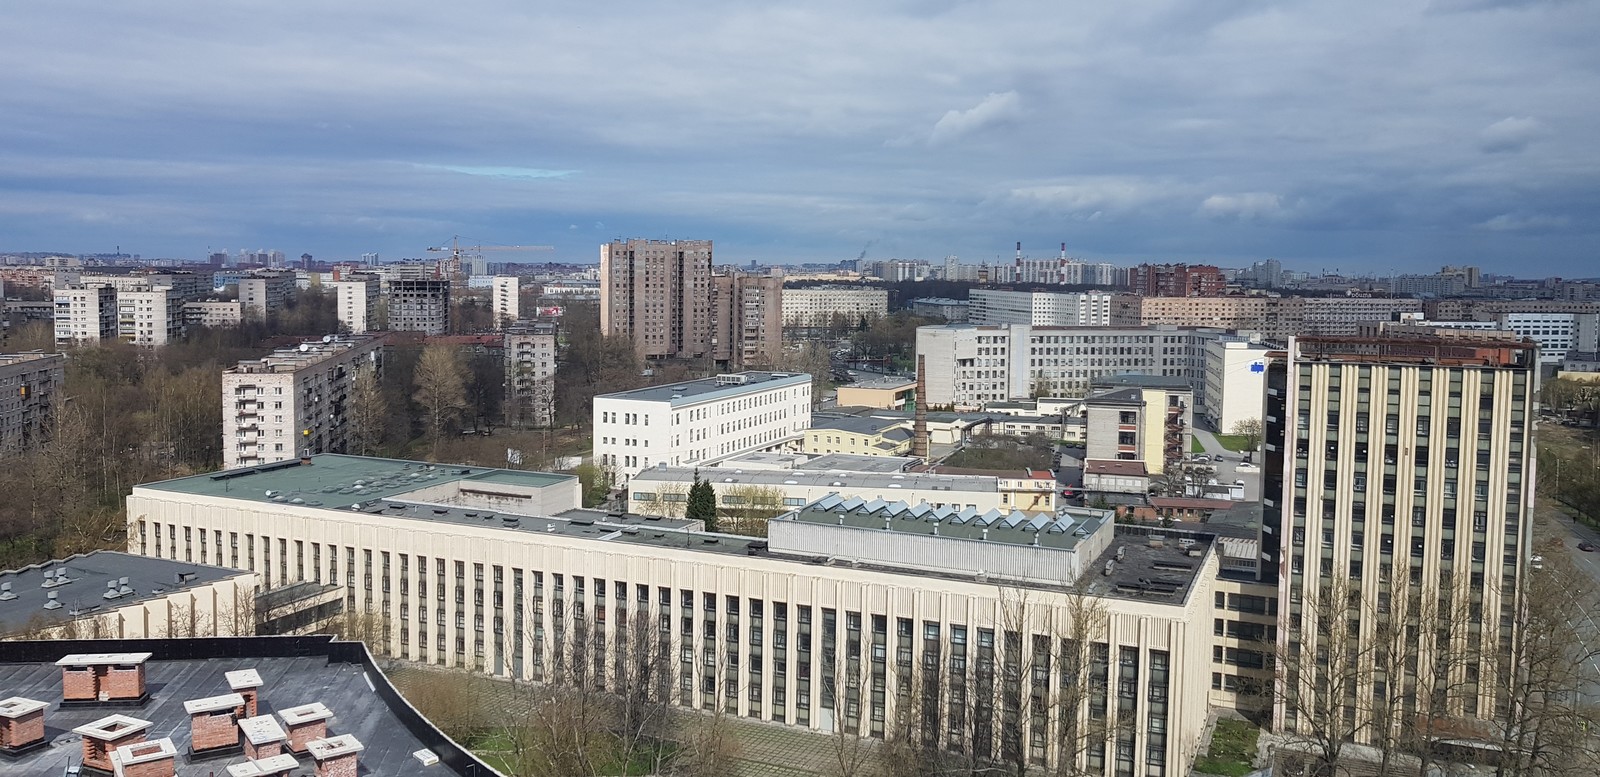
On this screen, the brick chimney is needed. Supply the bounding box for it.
[224,753,299,777]
[911,355,929,460]
[225,669,263,718]
[109,737,177,777]
[72,714,153,773]
[0,697,49,756]
[238,715,288,760]
[278,702,332,753]
[57,652,153,706]
[306,734,364,777]
[183,693,245,755]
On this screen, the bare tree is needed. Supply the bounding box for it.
[1230,418,1263,452]
[718,483,788,536]
[413,343,467,459]
[347,364,387,456]
[1272,575,1372,777]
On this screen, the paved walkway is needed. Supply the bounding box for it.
[1192,428,1229,456]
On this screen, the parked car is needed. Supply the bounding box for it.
[1579,542,1596,552]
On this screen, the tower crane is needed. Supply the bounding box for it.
[426,235,554,276]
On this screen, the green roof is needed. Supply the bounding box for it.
[139,454,574,509]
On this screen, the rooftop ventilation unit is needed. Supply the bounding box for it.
[43,591,61,609]
[0,582,13,600]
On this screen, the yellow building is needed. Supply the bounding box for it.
[834,377,916,410]
[802,416,914,456]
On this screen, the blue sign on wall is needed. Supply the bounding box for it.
[1250,362,1265,373]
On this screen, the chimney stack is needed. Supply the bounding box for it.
[911,355,929,461]
[0,697,49,756]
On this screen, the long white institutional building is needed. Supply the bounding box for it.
[594,371,811,485]
[128,454,1220,777]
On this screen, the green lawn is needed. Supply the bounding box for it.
[1193,718,1260,777]
[1191,437,1206,453]
[1213,434,1255,452]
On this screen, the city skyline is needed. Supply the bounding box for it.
[2,2,1597,274]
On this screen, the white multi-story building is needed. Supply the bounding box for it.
[1203,339,1272,431]
[594,371,811,485]
[1492,312,1595,363]
[329,277,380,334]
[968,289,1113,327]
[53,285,117,345]
[492,276,520,328]
[238,273,296,321]
[505,322,558,428]
[916,324,1228,408]
[116,287,185,346]
[220,335,385,469]
[780,286,888,327]
[81,271,209,301]
[183,301,244,329]
[0,352,64,457]
[125,453,1220,777]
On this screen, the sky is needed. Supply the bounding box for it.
[2,0,1598,276]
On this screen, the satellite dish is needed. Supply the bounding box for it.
[322,335,333,343]
[298,343,310,352]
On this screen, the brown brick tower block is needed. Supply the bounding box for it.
[183,693,245,755]
[108,737,177,777]
[225,669,264,718]
[238,714,288,760]
[72,714,153,773]
[56,653,153,706]
[278,701,332,753]
[0,697,49,756]
[306,734,364,777]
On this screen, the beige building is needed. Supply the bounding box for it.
[0,353,64,458]
[505,321,558,428]
[221,335,385,469]
[1083,376,1194,476]
[238,273,296,321]
[492,276,520,328]
[600,239,713,360]
[116,287,185,346]
[1263,332,1538,747]
[329,277,380,334]
[1110,295,1268,330]
[126,453,1221,777]
[711,269,783,370]
[53,285,117,345]
[781,285,888,328]
[0,551,257,639]
[184,301,244,329]
[835,377,917,410]
[802,416,913,457]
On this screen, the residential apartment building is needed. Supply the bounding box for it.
[968,289,1114,327]
[1280,296,1422,338]
[594,371,811,485]
[81,271,209,301]
[915,324,1228,408]
[388,279,450,334]
[115,287,185,346]
[505,321,558,428]
[1127,264,1226,297]
[1203,339,1272,431]
[600,239,713,360]
[0,352,64,457]
[1083,376,1194,476]
[711,269,783,369]
[781,285,888,328]
[1110,295,1268,330]
[329,277,380,334]
[220,335,385,469]
[238,272,296,321]
[492,276,520,328]
[126,453,1220,777]
[183,301,244,329]
[53,285,117,345]
[1262,332,1537,745]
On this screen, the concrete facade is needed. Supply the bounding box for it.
[781,286,887,327]
[0,353,63,458]
[711,269,783,370]
[387,279,449,334]
[968,289,1114,327]
[328,278,379,334]
[54,285,117,344]
[491,276,519,328]
[600,239,713,360]
[1202,339,1271,431]
[221,335,385,469]
[505,322,558,428]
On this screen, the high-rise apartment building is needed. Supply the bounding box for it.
[53,285,117,345]
[0,353,64,457]
[388,279,450,334]
[492,276,520,328]
[329,277,380,334]
[781,286,888,328]
[116,287,185,346]
[238,272,296,321]
[711,269,783,369]
[1127,264,1226,297]
[1262,331,1537,745]
[220,335,385,469]
[600,239,713,360]
[505,321,558,428]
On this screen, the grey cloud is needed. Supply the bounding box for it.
[928,91,1022,146]
[1479,117,1543,153]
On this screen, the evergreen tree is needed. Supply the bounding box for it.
[686,471,718,532]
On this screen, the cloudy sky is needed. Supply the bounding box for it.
[3,0,1597,275]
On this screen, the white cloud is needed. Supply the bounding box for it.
[928,91,1022,146]
[1479,116,1542,153]
[1199,192,1283,220]
[1478,212,1568,231]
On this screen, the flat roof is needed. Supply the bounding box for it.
[224,335,380,375]
[1090,374,1194,390]
[796,454,917,473]
[841,376,916,391]
[633,465,1000,494]
[139,454,575,510]
[786,499,1109,553]
[597,371,810,405]
[0,636,494,776]
[809,415,909,436]
[1,553,244,630]
[1079,527,1216,603]
[1085,459,1149,477]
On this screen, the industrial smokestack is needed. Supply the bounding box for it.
[1015,241,1023,266]
[912,355,930,461]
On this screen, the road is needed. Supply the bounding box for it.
[1537,503,1600,707]
[1189,428,1262,502]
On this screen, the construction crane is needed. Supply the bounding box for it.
[426,235,554,276]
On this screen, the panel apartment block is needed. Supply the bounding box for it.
[505,322,557,428]
[600,239,712,360]
[0,353,63,458]
[781,286,888,328]
[711,269,783,370]
[221,336,385,469]
[328,278,380,334]
[387,280,450,335]
[54,285,117,345]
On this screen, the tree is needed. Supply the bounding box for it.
[347,364,387,456]
[413,343,467,458]
[1230,418,1264,452]
[687,472,718,531]
[717,484,786,535]
[755,342,832,407]
[1271,575,1372,777]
